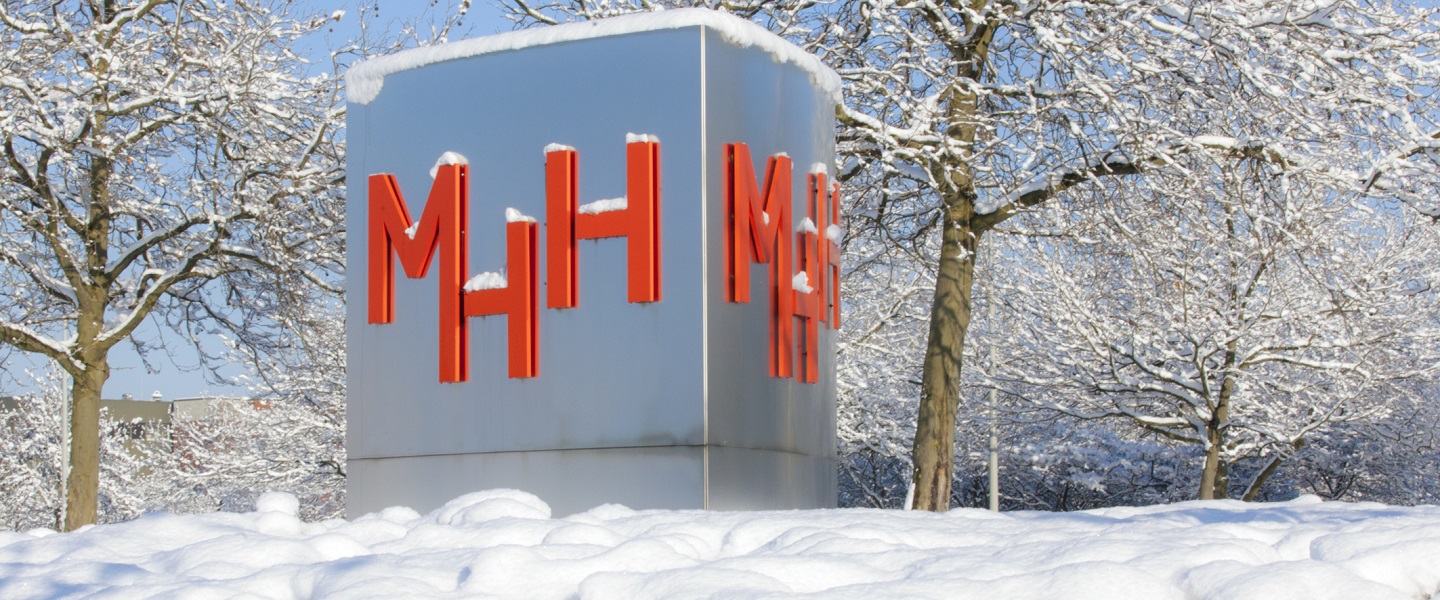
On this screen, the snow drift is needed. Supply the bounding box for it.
[2,491,1439,598]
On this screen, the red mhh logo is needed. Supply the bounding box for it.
[367,137,839,384]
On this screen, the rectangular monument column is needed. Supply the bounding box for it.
[345,8,841,517]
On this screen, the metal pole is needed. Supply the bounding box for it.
[987,396,999,510]
[987,250,1000,512]
[987,307,999,512]
[59,387,69,527]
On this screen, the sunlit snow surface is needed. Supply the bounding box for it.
[2,490,1439,599]
[346,9,841,106]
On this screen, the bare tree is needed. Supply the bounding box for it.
[822,0,1440,510]
[0,0,344,529]
[989,151,1440,500]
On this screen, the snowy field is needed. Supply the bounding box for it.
[2,491,1439,599]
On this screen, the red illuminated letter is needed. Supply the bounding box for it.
[809,170,842,329]
[464,220,539,379]
[368,165,469,383]
[545,148,579,308]
[790,168,846,384]
[546,137,662,308]
[827,181,842,327]
[794,226,822,384]
[724,143,795,378]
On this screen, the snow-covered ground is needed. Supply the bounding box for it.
[2,491,1438,599]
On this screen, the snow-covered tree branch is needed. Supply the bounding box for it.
[0,0,345,529]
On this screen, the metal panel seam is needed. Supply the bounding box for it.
[353,444,718,461]
[700,25,710,510]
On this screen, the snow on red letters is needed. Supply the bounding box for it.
[368,138,839,383]
[545,137,661,308]
[723,143,841,383]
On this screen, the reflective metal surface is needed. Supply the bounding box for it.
[699,29,838,508]
[348,25,836,517]
[350,447,706,517]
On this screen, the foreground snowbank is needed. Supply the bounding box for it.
[1,491,1438,599]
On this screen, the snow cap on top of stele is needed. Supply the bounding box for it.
[345,8,841,106]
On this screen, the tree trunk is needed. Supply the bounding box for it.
[1242,438,1304,501]
[910,202,979,511]
[64,360,107,530]
[1215,456,1229,498]
[1199,351,1236,500]
[1198,444,1221,500]
[66,3,115,527]
[1198,408,1233,500]
[1242,455,1281,502]
[906,2,994,511]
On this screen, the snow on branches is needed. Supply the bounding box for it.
[0,0,345,528]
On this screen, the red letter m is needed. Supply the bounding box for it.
[724,143,795,379]
[368,165,469,383]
